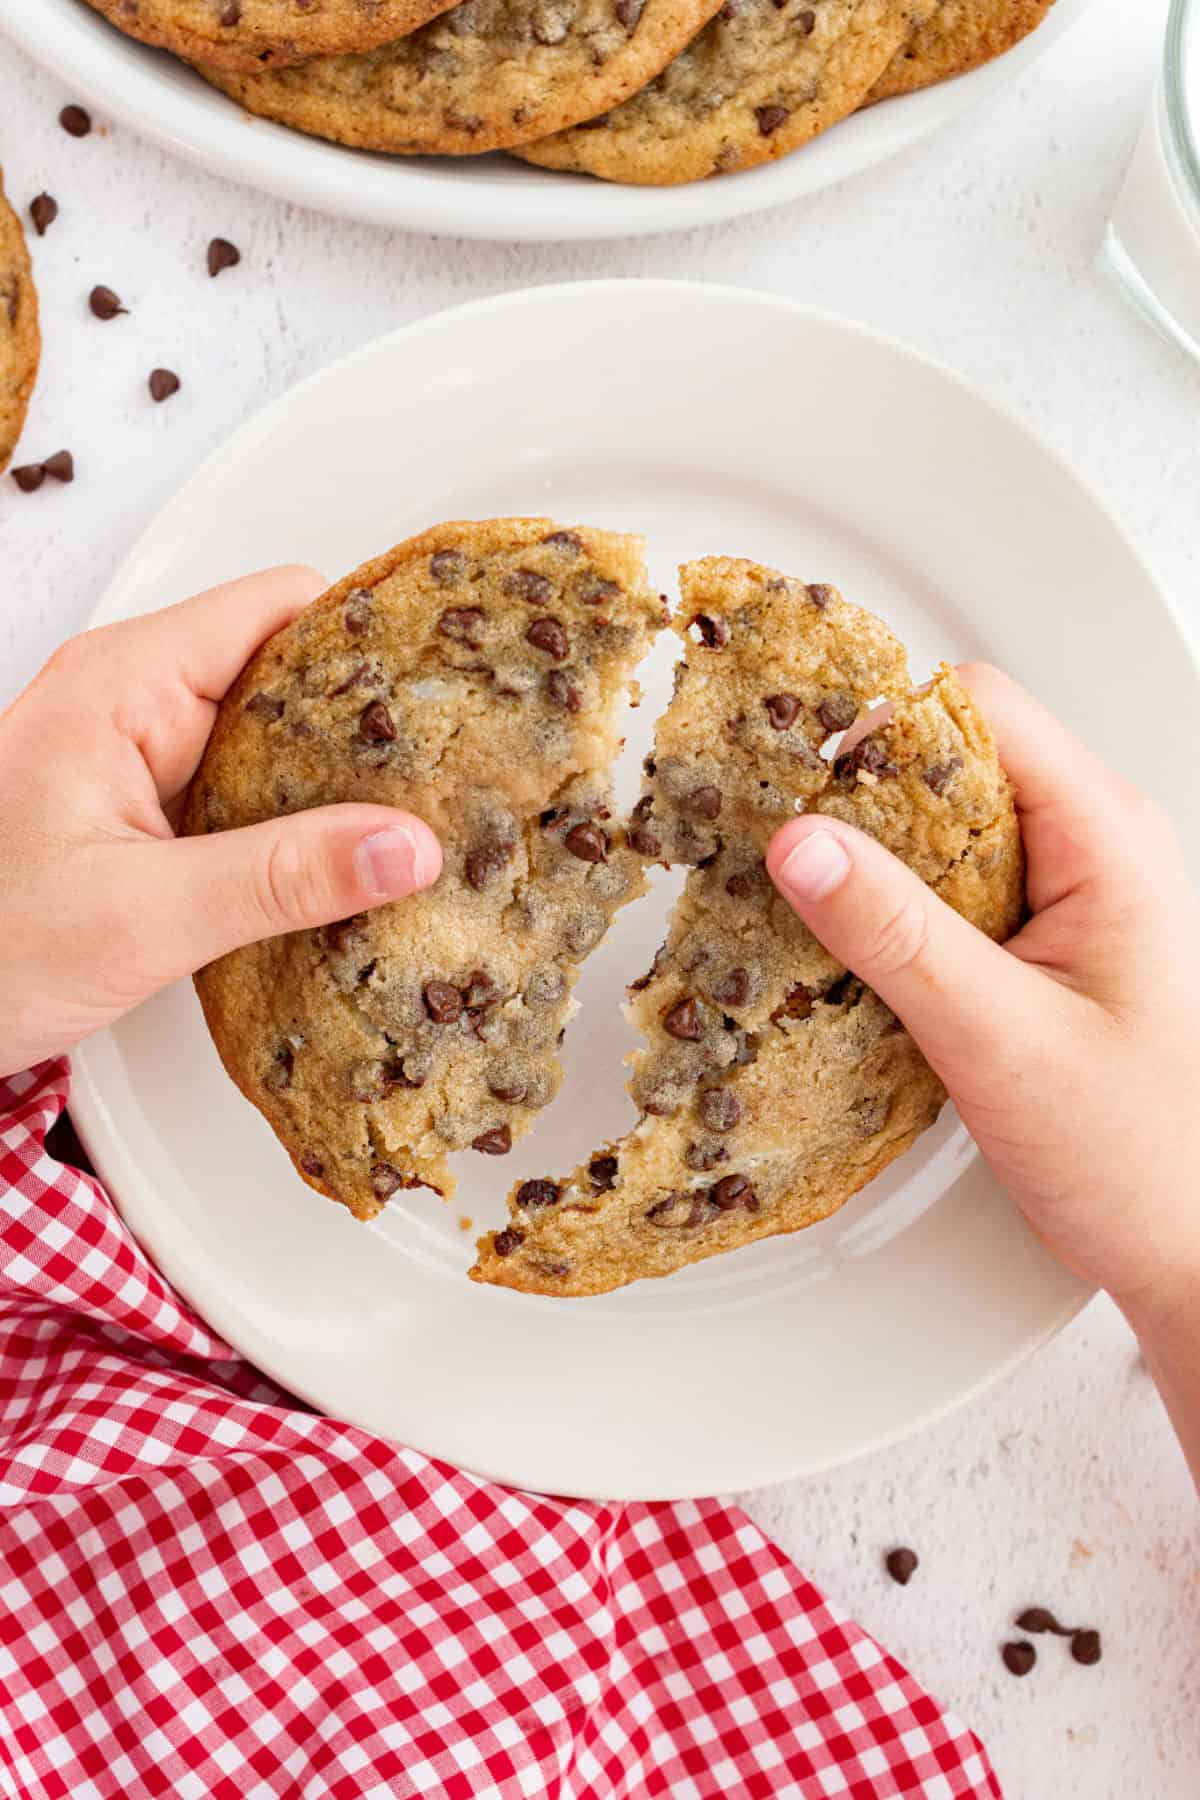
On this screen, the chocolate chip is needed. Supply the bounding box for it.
[1015,1607,1072,1636]
[29,194,58,236]
[817,692,858,733]
[806,583,834,609]
[344,589,372,635]
[834,735,899,781]
[885,1547,919,1586]
[614,0,643,23]
[542,530,582,553]
[42,450,74,484]
[488,1073,528,1104]
[465,841,513,891]
[1071,1629,1102,1666]
[755,105,790,137]
[148,368,181,403]
[798,7,815,30]
[245,691,284,721]
[371,1163,407,1201]
[493,1226,525,1256]
[588,1154,618,1192]
[516,1179,560,1210]
[710,967,750,1008]
[472,1126,512,1155]
[662,997,703,1041]
[264,1044,294,1092]
[430,548,467,584]
[464,971,500,1009]
[923,757,963,796]
[688,613,730,647]
[423,981,463,1023]
[688,785,722,820]
[646,1192,718,1230]
[725,865,763,898]
[628,823,663,858]
[207,237,240,278]
[711,1172,756,1212]
[579,579,620,605]
[59,105,91,137]
[11,463,44,493]
[299,1153,324,1178]
[700,1089,741,1132]
[764,694,801,730]
[438,607,486,648]
[1001,1642,1036,1678]
[322,914,365,952]
[358,701,396,744]
[685,1141,728,1172]
[89,286,126,321]
[771,984,813,1024]
[545,671,581,711]
[526,617,569,659]
[221,0,243,22]
[564,822,607,863]
[507,568,552,605]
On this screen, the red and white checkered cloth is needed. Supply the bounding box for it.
[0,1059,1000,1800]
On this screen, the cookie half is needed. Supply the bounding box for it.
[0,169,40,478]
[472,560,1024,1295]
[80,0,457,71]
[515,0,915,187]
[867,0,1055,102]
[196,0,727,156]
[184,520,663,1217]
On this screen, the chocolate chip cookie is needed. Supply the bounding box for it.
[0,169,40,477]
[867,0,1054,102]
[196,0,726,156]
[184,520,663,1217]
[81,0,453,71]
[473,559,1024,1295]
[515,0,916,186]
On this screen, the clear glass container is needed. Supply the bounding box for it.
[1105,0,1200,363]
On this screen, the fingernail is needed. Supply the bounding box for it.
[355,826,437,898]
[777,830,852,903]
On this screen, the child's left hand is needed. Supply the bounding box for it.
[0,567,443,1078]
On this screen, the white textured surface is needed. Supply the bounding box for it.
[2,1,1198,1794]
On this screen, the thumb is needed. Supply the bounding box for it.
[145,804,442,977]
[766,815,1046,1084]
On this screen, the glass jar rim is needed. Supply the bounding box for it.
[1166,0,1200,213]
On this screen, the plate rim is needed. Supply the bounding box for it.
[69,277,1200,1498]
[2,0,1100,243]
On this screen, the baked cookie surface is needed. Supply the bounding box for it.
[0,169,40,478]
[80,0,453,71]
[515,0,915,187]
[473,560,1024,1295]
[868,0,1054,102]
[184,519,662,1217]
[197,0,726,155]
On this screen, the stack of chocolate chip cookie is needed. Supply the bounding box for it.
[84,0,1056,186]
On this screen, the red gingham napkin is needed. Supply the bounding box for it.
[0,1059,1001,1800]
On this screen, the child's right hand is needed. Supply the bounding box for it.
[767,664,1200,1337]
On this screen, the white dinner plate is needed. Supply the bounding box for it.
[70,281,1199,1499]
[3,0,1097,241]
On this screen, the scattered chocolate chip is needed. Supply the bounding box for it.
[29,194,58,236]
[542,530,581,553]
[59,105,91,137]
[264,1044,294,1092]
[299,1153,324,1178]
[358,701,396,744]
[438,607,486,648]
[1015,1607,1072,1637]
[834,735,899,782]
[764,693,801,730]
[725,865,763,899]
[579,579,620,605]
[710,967,750,1008]
[688,785,722,820]
[148,367,181,403]
[685,1141,729,1172]
[220,0,243,22]
[689,613,730,648]
[11,463,44,493]
[1071,1629,1102,1666]
[526,617,569,660]
[1001,1642,1036,1678]
[423,981,463,1024]
[488,1076,528,1104]
[923,757,963,796]
[430,548,467,584]
[646,1192,719,1230]
[472,1126,512,1155]
[322,914,365,952]
[493,1226,525,1257]
[710,1172,755,1211]
[343,589,372,636]
[545,671,582,711]
[89,285,126,321]
[628,823,663,857]
[755,104,790,137]
[771,984,813,1025]
[817,692,858,733]
[885,1547,919,1586]
[588,1154,618,1192]
[207,237,240,278]
[662,997,703,1041]
[42,450,74,484]
[797,6,815,29]
[372,1163,407,1201]
[564,822,607,863]
[465,842,513,891]
[614,0,643,24]
[245,691,284,721]
[464,970,500,1009]
[700,1089,741,1132]
[507,568,552,605]
[516,1179,561,1210]
[806,583,834,609]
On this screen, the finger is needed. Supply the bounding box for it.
[954,662,1132,910]
[767,814,1061,1086]
[131,804,441,980]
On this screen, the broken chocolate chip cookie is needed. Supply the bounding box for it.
[0,167,39,478]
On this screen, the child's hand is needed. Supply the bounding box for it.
[767,664,1200,1328]
[0,569,442,1078]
